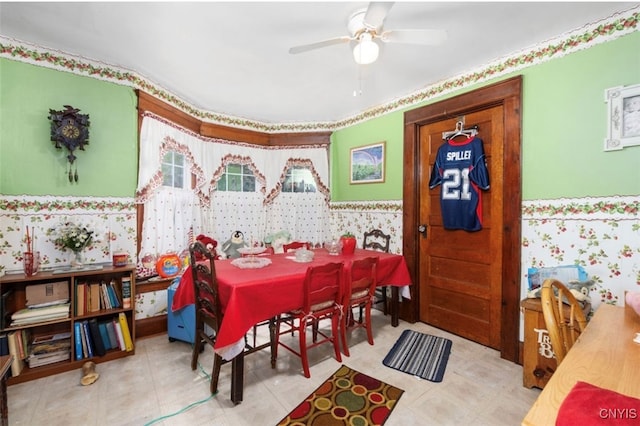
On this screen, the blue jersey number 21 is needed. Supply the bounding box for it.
[441,168,471,200]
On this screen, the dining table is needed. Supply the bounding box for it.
[173,247,412,404]
[522,303,640,425]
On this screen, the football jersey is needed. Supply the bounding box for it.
[429,136,490,231]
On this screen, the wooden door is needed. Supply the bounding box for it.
[402,77,522,362]
[418,107,504,349]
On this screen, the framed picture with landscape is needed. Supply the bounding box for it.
[350,142,385,184]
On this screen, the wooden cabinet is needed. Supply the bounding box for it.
[521,297,590,389]
[521,298,557,389]
[0,265,135,385]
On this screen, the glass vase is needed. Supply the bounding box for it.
[71,251,84,267]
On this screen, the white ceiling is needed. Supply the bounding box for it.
[1,2,636,125]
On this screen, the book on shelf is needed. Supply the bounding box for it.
[118,312,133,352]
[81,320,94,358]
[1,289,15,329]
[100,282,112,310]
[122,278,131,309]
[111,279,123,307]
[104,320,118,349]
[74,322,83,360]
[0,334,8,357]
[27,350,70,368]
[79,321,88,359]
[107,280,120,309]
[15,329,31,361]
[16,329,24,360]
[97,321,112,351]
[89,283,101,312]
[75,282,86,316]
[88,318,106,356]
[10,303,70,326]
[7,331,24,376]
[112,318,125,351]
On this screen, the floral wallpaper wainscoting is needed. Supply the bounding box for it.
[521,195,640,310]
[329,201,404,254]
[0,195,136,274]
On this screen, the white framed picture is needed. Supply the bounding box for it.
[604,83,640,151]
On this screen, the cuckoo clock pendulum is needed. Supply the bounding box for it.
[48,105,90,182]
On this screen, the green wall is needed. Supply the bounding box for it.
[1,31,638,201]
[0,59,138,197]
[331,31,640,201]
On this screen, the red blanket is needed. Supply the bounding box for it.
[556,381,640,425]
[171,266,194,312]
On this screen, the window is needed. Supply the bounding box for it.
[161,151,186,189]
[217,163,256,192]
[282,166,317,193]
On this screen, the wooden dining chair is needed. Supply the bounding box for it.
[341,256,378,357]
[540,278,588,364]
[283,241,311,252]
[189,241,276,395]
[275,262,344,378]
[362,229,391,316]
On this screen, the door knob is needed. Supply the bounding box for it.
[418,224,427,235]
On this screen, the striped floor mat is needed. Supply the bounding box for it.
[382,330,452,382]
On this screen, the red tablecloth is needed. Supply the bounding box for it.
[172,248,412,356]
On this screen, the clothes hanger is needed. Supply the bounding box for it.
[442,121,479,140]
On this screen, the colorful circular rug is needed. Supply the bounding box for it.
[277,365,404,425]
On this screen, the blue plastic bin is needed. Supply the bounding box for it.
[167,279,195,344]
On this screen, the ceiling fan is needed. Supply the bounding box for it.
[289,2,447,65]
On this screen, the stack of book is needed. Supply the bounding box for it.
[27,331,71,368]
[10,303,70,326]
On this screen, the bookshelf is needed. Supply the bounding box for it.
[0,265,135,385]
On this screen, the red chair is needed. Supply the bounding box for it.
[341,257,378,357]
[275,262,344,378]
[283,241,311,252]
[362,229,391,316]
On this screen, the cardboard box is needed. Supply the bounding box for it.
[26,281,69,307]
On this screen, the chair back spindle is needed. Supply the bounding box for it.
[540,278,588,364]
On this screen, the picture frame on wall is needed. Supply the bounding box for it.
[604,83,640,151]
[350,142,385,184]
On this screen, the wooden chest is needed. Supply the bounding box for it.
[521,298,558,389]
[520,297,590,389]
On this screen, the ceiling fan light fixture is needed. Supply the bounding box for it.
[353,32,379,65]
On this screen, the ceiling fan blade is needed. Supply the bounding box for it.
[363,2,394,30]
[289,36,352,54]
[380,29,448,46]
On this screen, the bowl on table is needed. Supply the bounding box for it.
[295,248,315,263]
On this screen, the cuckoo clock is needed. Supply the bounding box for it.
[49,105,90,182]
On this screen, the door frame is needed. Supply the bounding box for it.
[402,76,522,362]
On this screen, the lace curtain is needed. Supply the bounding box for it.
[136,114,331,260]
[138,187,197,258]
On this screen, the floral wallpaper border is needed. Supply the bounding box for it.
[1,7,637,132]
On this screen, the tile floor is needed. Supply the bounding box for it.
[7,310,541,425]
